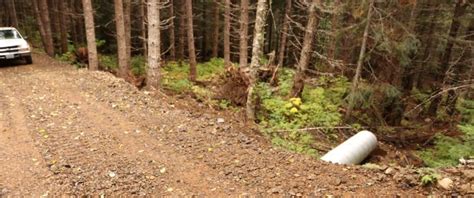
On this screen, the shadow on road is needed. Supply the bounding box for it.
[0,59,29,68]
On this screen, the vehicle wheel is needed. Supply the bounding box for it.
[25,56,33,64]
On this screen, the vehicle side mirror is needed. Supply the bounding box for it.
[23,36,28,40]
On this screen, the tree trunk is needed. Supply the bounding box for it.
[146,0,161,89]
[169,0,176,60]
[223,0,231,68]
[38,0,55,56]
[49,0,60,53]
[58,0,69,54]
[245,0,268,121]
[32,0,48,50]
[139,0,147,56]
[277,0,291,67]
[75,0,85,44]
[185,0,197,81]
[82,0,98,70]
[69,0,79,45]
[177,0,186,60]
[445,20,473,115]
[115,0,131,78]
[239,0,249,67]
[7,0,19,28]
[344,0,374,120]
[327,0,340,61]
[427,0,467,116]
[124,0,132,57]
[400,0,419,92]
[412,1,437,90]
[290,0,320,98]
[211,1,220,58]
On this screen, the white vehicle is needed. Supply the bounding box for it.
[0,27,32,64]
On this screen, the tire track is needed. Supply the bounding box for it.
[1,57,237,196]
[0,78,50,196]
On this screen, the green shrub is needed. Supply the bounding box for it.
[417,168,441,186]
[419,124,474,167]
[131,56,146,76]
[161,58,225,93]
[419,98,474,167]
[99,55,118,71]
[257,75,348,156]
[197,58,225,81]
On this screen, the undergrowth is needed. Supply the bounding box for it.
[257,68,349,156]
[419,99,474,167]
[161,58,225,92]
[161,58,228,106]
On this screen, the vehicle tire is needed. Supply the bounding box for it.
[25,56,33,64]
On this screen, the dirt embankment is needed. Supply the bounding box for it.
[0,54,472,196]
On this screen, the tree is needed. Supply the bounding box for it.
[277,0,291,67]
[169,0,176,60]
[245,0,268,121]
[185,0,197,81]
[82,0,98,70]
[115,0,131,78]
[239,0,249,67]
[37,0,55,56]
[223,0,231,68]
[139,0,147,56]
[344,0,374,120]
[290,0,320,98]
[146,0,161,89]
[427,0,467,116]
[32,0,48,53]
[58,0,68,54]
[6,0,19,28]
[177,0,186,60]
[211,1,220,58]
[124,0,132,59]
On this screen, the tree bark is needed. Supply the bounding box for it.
[75,0,85,44]
[124,0,132,57]
[211,1,220,58]
[82,0,98,70]
[445,19,473,115]
[427,0,467,116]
[169,0,176,60]
[146,0,161,89]
[277,0,291,67]
[49,0,60,53]
[185,0,197,81]
[139,0,147,56]
[177,0,186,60]
[32,0,48,50]
[59,0,69,54]
[115,0,131,78]
[344,0,374,120]
[7,0,19,28]
[290,0,320,98]
[245,0,268,121]
[223,0,231,68]
[327,0,340,61]
[239,0,249,67]
[38,0,55,56]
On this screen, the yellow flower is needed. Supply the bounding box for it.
[290,98,302,107]
[290,107,299,113]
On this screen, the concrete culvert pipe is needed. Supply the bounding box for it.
[321,130,378,165]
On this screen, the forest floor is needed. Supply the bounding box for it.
[0,53,472,196]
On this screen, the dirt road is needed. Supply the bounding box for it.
[0,54,458,196]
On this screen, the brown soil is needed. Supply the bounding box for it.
[0,53,471,196]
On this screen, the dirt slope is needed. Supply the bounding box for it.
[0,54,469,196]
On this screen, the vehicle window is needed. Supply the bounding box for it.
[0,30,21,40]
